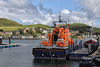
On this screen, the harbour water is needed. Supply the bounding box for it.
[0,40,79,67]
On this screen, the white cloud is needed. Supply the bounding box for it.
[75,0,100,20]
[0,0,38,19]
[61,9,70,14]
[0,0,99,28]
[74,0,100,27]
[0,0,55,25]
[56,9,94,26]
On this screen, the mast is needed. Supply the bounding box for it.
[59,12,61,22]
[53,12,67,28]
[90,22,94,36]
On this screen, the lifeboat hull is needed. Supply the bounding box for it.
[32,47,69,59]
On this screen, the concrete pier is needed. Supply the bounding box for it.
[0,36,20,48]
[0,44,20,48]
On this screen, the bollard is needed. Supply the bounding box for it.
[8,36,11,44]
[88,44,91,53]
[68,41,70,54]
[0,36,2,44]
[97,37,100,46]
[79,40,83,49]
[97,38,99,47]
[75,39,77,45]
[99,38,100,45]
[73,43,74,52]
[71,41,73,52]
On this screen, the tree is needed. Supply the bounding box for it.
[0,29,3,32]
[17,28,23,34]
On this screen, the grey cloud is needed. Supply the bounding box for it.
[39,3,53,14]
[0,0,53,25]
[0,0,99,28]
[75,0,100,20]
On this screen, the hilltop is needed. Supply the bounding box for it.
[70,23,88,26]
[0,18,100,34]
[0,18,22,26]
[69,23,100,33]
[24,24,50,28]
[0,18,50,31]
[69,23,91,33]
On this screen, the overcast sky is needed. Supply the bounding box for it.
[0,0,100,27]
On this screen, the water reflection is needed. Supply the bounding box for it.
[32,59,79,67]
[0,40,79,67]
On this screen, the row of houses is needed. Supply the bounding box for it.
[1,34,47,39]
[11,35,33,39]
[2,35,34,39]
[22,27,48,34]
[0,27,49,36]
[22,28,36,34]
[0,32,13,35]
[0,31,20,36]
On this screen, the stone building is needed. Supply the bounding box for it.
[0,32,12,35]
[30,27,36,33]
[5,32,13,35]
[21,35,33,39]
[13,31,20,35]
[22,28,29,34]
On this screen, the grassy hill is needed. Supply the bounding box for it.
[0,18,100,33]
[0,24,51,31]
[69,23,100,33]
[69,23,91,32]
[57,23,100,33]
[24,24,50,28]
[0,18,22,26]
[0,18,51,31]
[70,23,88,26]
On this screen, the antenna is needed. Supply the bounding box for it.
[79,20,81,23]
[59,12,62,22]
[67,16,69,24]
[53,12,67,28]
[90,22,94,36]
[92,22,94,35]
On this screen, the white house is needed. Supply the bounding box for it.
[21,36,33,39]
[42,30,48,33]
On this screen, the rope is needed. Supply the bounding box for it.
[48,47,52,58]
[70,49,79,60]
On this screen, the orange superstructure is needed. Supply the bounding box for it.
[42,24,73,47]
[42,12,73,47]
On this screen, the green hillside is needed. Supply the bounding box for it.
[70,23,88,26]
[57,23,100,33]
[0,18,100,33]
[0,18,50,31]
[69,23,100,33]
[24,24,50,28]
[0,18,22,26]
[69,23,90,32]
[0,18,51,31]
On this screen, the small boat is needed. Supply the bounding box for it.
[69,27,99,60]
[84,35,97,46]
[83,27,98,53]
[32,13,73,59]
